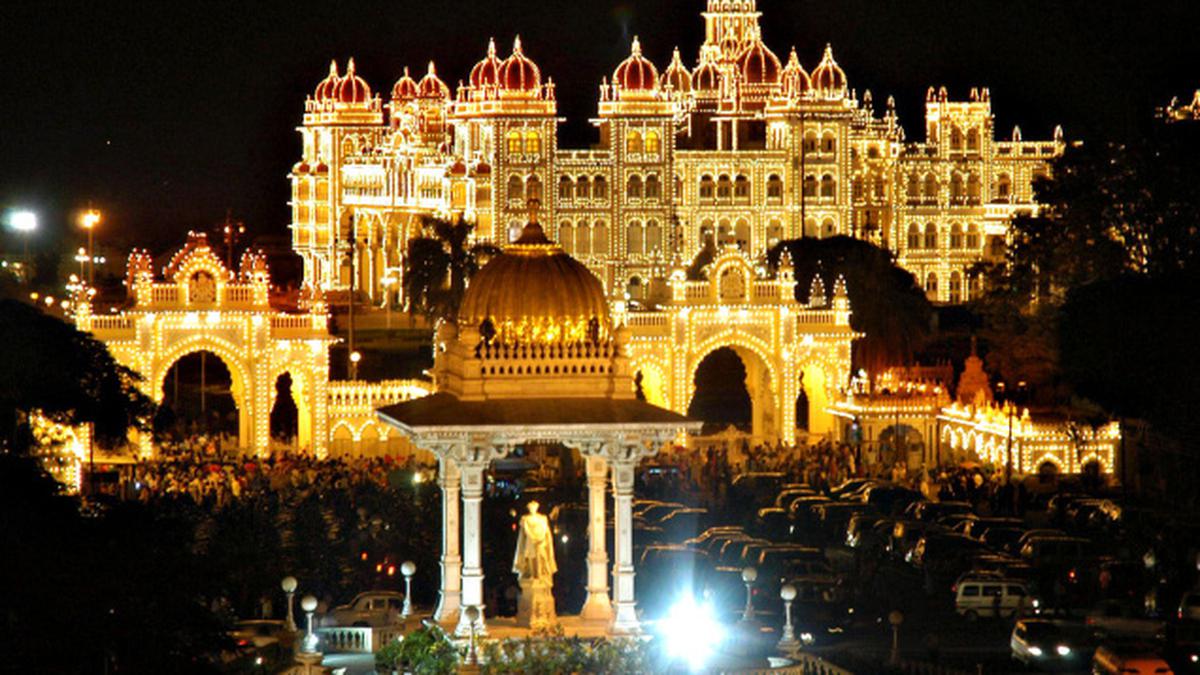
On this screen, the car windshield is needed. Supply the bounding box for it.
[1022,623,1059,640]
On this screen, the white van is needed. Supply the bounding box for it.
[954,579,1030,620]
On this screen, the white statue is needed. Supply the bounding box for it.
[512,500,557,628]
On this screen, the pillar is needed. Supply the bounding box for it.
[456,460,487,636]
[434,457,462,625]
[610,455,640,633]
[580,454,612,622]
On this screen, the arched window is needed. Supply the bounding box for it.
[718,219,734,246]
[906,174,919,200]
[967,272,980,299]
[526,175,543,201]
[802,175,817,198]
[576,175,590,199]
[803,131,818,153]
[966,223,980,249]
[644,174,661,200]
[576,222,592,255]
[316,181,329,201]
[558,176,573,200]
[925,272,939,298]
[821,218,836,238]
[524,131,541,154]
[967,173,981,203]
[626,175,643,199]
[645,219,662,254]
[950,126,963,150]
[804,218,818,238]
[821,130,836,153]
[966,128,981,152]
[507,175,524,201]
[700,220,715,248]
[852,179,864,201]
[820,174,836,198]
[766,174,783,200]
[924,222,938,249]
[699,174,715,200]
[506,131,523,154]
[717,174,732,199]
[949,271,962,303]
[907,223,921,249]
[950,222,964,248]
[645,130,661,154]
[593,175,608,199]
[873,175,886,199]
[996,174,1011,202]
[734,219,751,249]
[734,174,750,200]
[673,174,683,202]
[593,220,609,255]
[626,220,644,255]
[766,220,783,247]
[626,130,643,154]
[950,173,964,202]
[559,220,575,253]
[923,173,938,200]
[298,181,311,201]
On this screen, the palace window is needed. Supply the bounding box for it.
[949,271,962,303]
[966,223,980,249]
[950,223,964,248]
[646,219,663,254]
[593,220,609,255]
[821,218,836,238]
[507,175,524,201]
[699,174,715,200]
[852,179,864,201]
[734,174,750,200]
[645,130,661,154]
[718,219,733,246]
[821,131,836,154]
[526,175,543,201]
[700,220,715,248]
[966,128,981,152]
[925,272,939,298]
[907,223,921,249]
[506,131,523,154]
[626,175,643,199]
[559,221,574,253]
[576,222,592,255]
[316,181,329,201]
[717,174,732,199]
[593,175,608,199]
[767,174,783,201]
[802,174,817,198]
[950,173,965,202]
[950,126,964,150]
[735,219,750,249]
[995,174,1011,202]
[906,173,920,200]
[820,174,836,198]
[673,174,683,202]
[626,130,643,154]
[967,173,981,204]
[576,175,590,199]
[803,131,818,153]
[558,176,573,200]
[626,220,644,255]
[645,174,661,200]
[873,175,886,199]
[766,221,783,247]
[923,173,938,201]
[924,222,938,249]
[524,131,541,155]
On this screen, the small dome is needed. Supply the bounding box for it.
[474,162,492,175]
[292,161,310,174]
[500,36,542,92]
[417,61,450,99]
[739,40,781,84]
[391,67,419,101]
[448,160,468,176]
[780,47,810,97]
[613,36,659,92]
[335,58,372,104]
[810,44,847,95]
[469,38,503,88]
[313,162,329,174]
[459,205,610,343]
[313,61,340,101]
[693,52,722,93]
[660,47,692,93]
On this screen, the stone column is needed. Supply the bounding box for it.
[434,456,462,625]
[456,460,487,636]
[580,454,612,622]
[610,453,640,633]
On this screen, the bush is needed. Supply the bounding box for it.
[479,628,653,674]
[375,623,459,675]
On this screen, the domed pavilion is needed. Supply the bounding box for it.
[378,202,698,636]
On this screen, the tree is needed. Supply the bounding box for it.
[403,216,499,321]
[0,299,154,451]
[768,236,933,377]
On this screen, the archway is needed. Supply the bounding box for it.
[688,347,751,433]
[879,424,924,468]
[797,364,832,435]
[160,350,242,452]
[633,365,668,409]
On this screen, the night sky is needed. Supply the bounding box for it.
[2,0,1197,256]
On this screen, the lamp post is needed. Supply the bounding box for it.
[888,610,904,665]
[741,566,758,623]
[349,350,361,381]
[464,605,480,665]
[80,209,100,286]
[400,561,416,618]
[7,210,37,282]
[300,594,319,653]
[281,576,298,632]
[75,247,88,279]
[778,583,799,651]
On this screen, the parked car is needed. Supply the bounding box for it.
[731,472,787,510]
[845,513,886,548]
[862,485,924,515]
[775,486,819,509]
[1086,600,1168,641]
[1010,618,1090,669]
[906,500,973,523]
[329,591,406,627]
[1180,591,1200,623]
[1019,536,1094,568]
[1092,643,1175,675]
[829,478,876,499]
[980,526,1029,553]
[955,578,1030,620]
[640,502,686,525]
[656,507,710,542]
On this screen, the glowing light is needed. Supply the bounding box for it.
[1055,645,1070,657]
[659,595,723,671]
[8,210,37,232]
[80,210,101,229]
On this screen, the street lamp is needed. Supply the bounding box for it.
[80,209,100,286]
[464,605,481,665]
[778,583,799,652]
[74,247,89,279]
[300,594,319,653]
[349,350,361,380]
[741,566,758,623]
[281,576,298,632]
[400,561,416,618]
[7,210,37,280]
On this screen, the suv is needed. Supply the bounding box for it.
[954,578,1030,620]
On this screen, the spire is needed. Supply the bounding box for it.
[428,61,436,75]
[809,273,827,307]
[487,37,497,57]
[346,57,357,75]
[328,60,340,77]
[833,274,848,300]
[631,35,642,57]
[513,35,524,55]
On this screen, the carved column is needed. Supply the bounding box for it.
[580,454,612,622]
[433,455,462,625]
[456,456,488,636]
[610,446,641,633]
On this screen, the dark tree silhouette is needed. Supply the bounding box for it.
[403,216,499,322]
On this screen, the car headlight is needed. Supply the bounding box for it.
[1028,646,1043,657]
[1055,645,1071,657]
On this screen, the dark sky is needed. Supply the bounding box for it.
[2,0,1197,256]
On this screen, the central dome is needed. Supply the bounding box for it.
[459,212,610,344]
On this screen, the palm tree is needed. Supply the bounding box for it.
[403,215,499,322]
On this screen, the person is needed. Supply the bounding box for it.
[513,501,557,583]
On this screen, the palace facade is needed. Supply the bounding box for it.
[289,0,1063,306]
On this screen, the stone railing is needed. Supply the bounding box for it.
[316,624,408,654]
[720,652,854,675]
[328,379,431,412]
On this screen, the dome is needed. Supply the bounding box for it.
[780,47,810,97]
[335,58,372,104]
[500,36,542,92]
[469,38,503,88]
[292,161,310,174]
[448,159,468,176]
[661,47,692,93]
[314,60,340,101]
[391,67,419,101]
[810,44,847,95]
[417,61,450,99]
[459,209,610,343]
[739,40,781,84]
[613,36,659,92]
[693,52,722,94]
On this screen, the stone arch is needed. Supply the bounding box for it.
[154,335,252,450]
[690,332,779,440]
[632,359,670,409]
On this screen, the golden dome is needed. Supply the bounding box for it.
[459,210,610,344]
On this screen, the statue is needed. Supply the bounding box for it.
[512,501,557,629]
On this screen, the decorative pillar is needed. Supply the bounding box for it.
[610,449,640,633]
[434,456,462,625]
[456,458,488,636]
[580,454,612,622]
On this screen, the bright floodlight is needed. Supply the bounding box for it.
[661,594,723,672]
[9,211,37,232]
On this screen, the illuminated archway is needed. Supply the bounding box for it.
[159,349,243,450]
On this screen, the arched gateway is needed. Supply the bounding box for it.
[622,247,858,444]
[76,233,336,457]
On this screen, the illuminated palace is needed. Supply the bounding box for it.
[289,0,1062,306]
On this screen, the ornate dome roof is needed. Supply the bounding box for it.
[780,47,810,97]
[391,67,419,101]
[459,206,610,343]
[660,47,692,93]
[335,58,372,104]
[810,44,847,95]
[693,52,722,94]
[417,61,450,99]
[499,36,542,92]
[613,37,659,92]
[469,38,503,88]
[739,39,781,84]
[314,61,341,101]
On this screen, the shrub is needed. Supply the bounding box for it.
[375,623,459,675]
